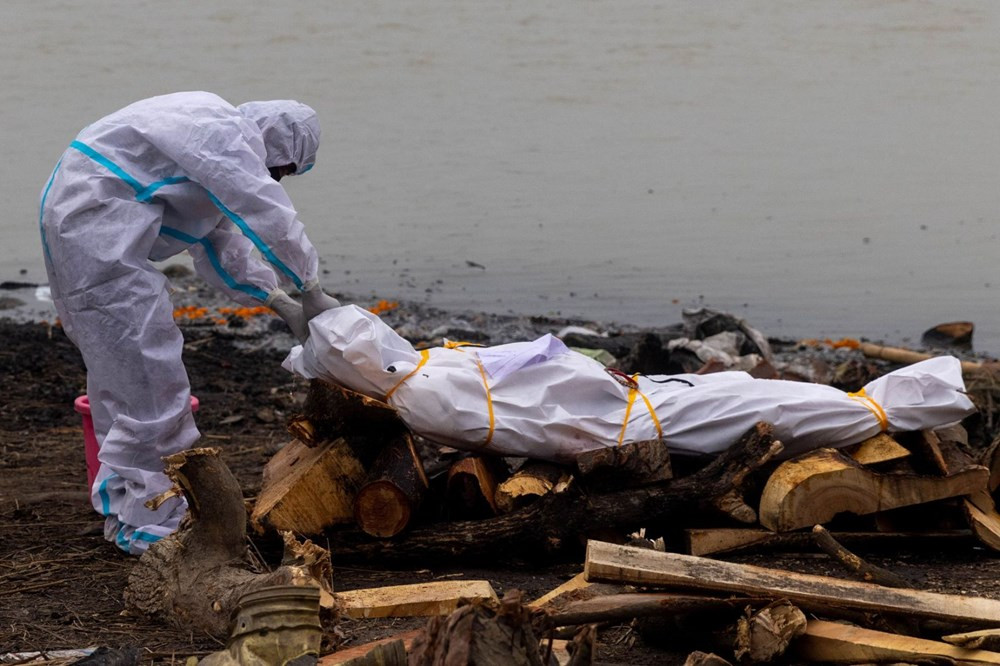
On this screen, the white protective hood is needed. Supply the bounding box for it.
[284,306,977,463]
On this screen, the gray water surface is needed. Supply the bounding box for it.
[3,1,999,350]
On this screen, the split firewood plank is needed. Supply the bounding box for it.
[965,491,1000,553]
[844,433,910,466]
[335,580,498,619]
[758,447,988,532]
[124,448,334,637]
[446,456,503,519]
[495,461,573,514]
[685,526,973,557]
[528,572,590,609]
[252,437,367,535]
[317,630,421,665]
[353,433,429,538]
[576,439,672,487]
[584,541,1000,626]
[733,600,807,664]
[943,628,1000,651]
[328,422,783,563]
[794,619,1000,665]
[286,415,317,446]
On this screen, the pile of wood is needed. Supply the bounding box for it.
[241,377,1000,663]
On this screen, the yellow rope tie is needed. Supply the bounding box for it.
[384,349,430,400]
[617,374,663,445]
[474,358,496,448]
[847,387,889,432]
[443,340,485,350]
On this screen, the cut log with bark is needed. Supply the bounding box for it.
[124,448,333,637]
[301,379,405,445]
[335,580,499,619]
[584,540,1000,627]
[326,423,783,563]
[758,447,989,532]
[733,600,807,664]
[495,462,573,514]
[575,439,672,487]
[685,526,973,557]
[252,437,367,535]
[844,433,910,466]
[407,591,551,666]
[793,619,1000,665]
[544,592,752,628]
[353,433,429,538]
[446,456,505,519]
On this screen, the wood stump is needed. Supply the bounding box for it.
[124,448,333,637]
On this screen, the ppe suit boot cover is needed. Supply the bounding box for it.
[42,198,198,554]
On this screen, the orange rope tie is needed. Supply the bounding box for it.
[847,387,889,432]
[474,358,495,448]
[617,374,664,446]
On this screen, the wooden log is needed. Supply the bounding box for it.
[794,619,1000,665]
[981,437,1000,494]
[545,592,752,628]
[446,456,503,519]
[495,462,573,514]
[335,580,498,619]
[844,433,910,466]
[943,628,1000,652]
[353,433,429,538]
[318,630,420,666]
[685,526,973,557]
[301,378,406,444]
[252,437,367,535]
[758,447,989,532]
[857,341,987,374]
[575,439,672,487]
[124,448,333,637]
[326,423,783,563]
[584,541,1000,627]
[811,524,910,588]
[733,600,807,664]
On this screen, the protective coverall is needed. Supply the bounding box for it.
[39,91,325,554]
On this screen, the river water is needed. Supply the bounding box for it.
[3,1,1000,351]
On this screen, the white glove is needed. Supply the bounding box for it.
[302,280,341,321]
[266,289,309,343]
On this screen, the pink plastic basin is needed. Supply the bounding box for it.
[75,394,200,490]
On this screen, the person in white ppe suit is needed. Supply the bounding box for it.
[38,91,340,555]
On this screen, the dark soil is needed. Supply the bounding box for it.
[5,300,1000,665]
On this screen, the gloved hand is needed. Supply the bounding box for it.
[302,280,341,321]
[266,289,309,343]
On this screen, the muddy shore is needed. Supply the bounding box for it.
[4,270,1000,664]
